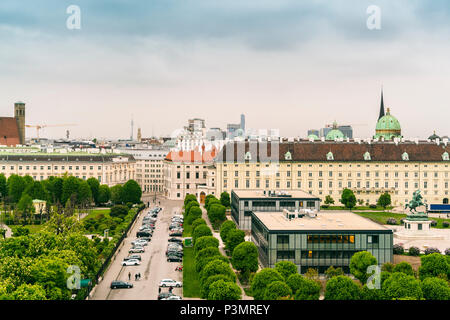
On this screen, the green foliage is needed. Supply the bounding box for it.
[76,180,93,206]
[185,201,200,218]
[382,272,423,300]
[418,253,449,281]
[349,251,378,284]
[420,277,450,300]
[220,192,231,207]
[17,193,34,223]
[192,225,212,244]
[324,195,334,205]
[199,259,236,286]
[200,274,235,299]
[7,174,26,203]
[286,274,320,300]
[340,188,356,209]
[392,262,415,276]
[10,283,47,300]
[97,185,111,205]
[325,266,344,279]
[109,205,129,220]
[325,275,361,300]
[206,198,221,212]
[231,241,259,274]
[196,254,229,274]
[12,226,30,237]
[408,246,420,256]
[360,284,386,300]
[377,192,392,209]
[121,180,142,204]
[250,268,284,300]
[207,203,226,228]
[110,185,123,205]
[0,173,8,199]
[61,176,79,206]
[194,236,219,256]
[184,194,198,206]
[381,262,395,273]
[275,261,297,281]
[225,228,245,255]
[191,218,207,231]
[86,178,100,205]
[24,181,47,201]
[208,279,241,300]
[186,206,203,225]
[204,194,217,209]
[220,220,236,243]
[263,281,292,300]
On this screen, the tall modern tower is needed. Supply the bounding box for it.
[240,114,245,131]
[14,101,25,145]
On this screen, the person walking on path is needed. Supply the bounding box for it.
[169,286,173,293]
[135,273,138,281]
[128,272,131,281]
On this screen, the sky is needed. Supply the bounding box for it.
[1,0,450,140]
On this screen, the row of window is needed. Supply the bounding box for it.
[225,170,449,178]
[276,250,360,260]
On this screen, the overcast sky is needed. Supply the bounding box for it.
[1,0,450,140]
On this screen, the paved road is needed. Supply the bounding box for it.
[91,198,184,300]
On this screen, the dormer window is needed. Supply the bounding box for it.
[285,151,292,161]
[364,152,371,161]
[326,151,334,161]
[244,152,252,161]
[442,152,449,161]
[402,152,409,161]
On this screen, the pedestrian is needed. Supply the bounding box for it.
[128,272,131,281]
[138,272,141,280]
[169,286,173,293]
[158,287,161,293]
[135,273,138,281]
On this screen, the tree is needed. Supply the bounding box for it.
[16,193,34,224]
[184,194,197,207]
[196,254,229,274]
[275,261,297,281]
[186,206,202,225]
[204,194,217,209]
[325,275,361,300]
[185,200,200,217]
[208,204,226,227]
[61,176,80,206]
[97,184,111,205]
[206,198,221,212]
[381,262,395,273]
[208,279,241,300]
[220,220,236,243]
[87,178,100,205]
[263,281,292,300]
[325,266,344,279]
[324,195,334,205]
[7,174,25,203]
[43,177,63,205]
[231,241,259,275]
[77,180,92,207]
[377,192,391,209]
[194,236,219,255]
[420,277,450,300]
[24,181,46,201]
[382,272,423,300]
[392,262,415,277]
[225,229,245,255]
[193,225,212,244]
[121,180,142,204]
[220,191,231,207]
[418,253,449,281]
[349,251,378,284]
[200,274,235,299]
[191,218,207,231]
[110,185,123,204]
[0,173,7,200]
[340,188,356,209]
[286,274,320,300]
[360,284,386,300]
[199,259,236,286]
[109,205,129,220]
[10,283,47,300]
[250,268,284,300]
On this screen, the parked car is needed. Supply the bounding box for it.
[159,279,182,288]
[162,295,182,300]
[110,281,133,289]
[168,238,183,244]
[132,239,148,246]
[169,230,183,237]
[129,247,145,253]
[139,236,152,242]
[157,292,174,300]
[167,255,183,262]
[123,255,141,261]
[137,231,152,238]
[122,258,141,266]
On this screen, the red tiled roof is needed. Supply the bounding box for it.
[165,147,217,163]
[0,117,20,146]
[217,141,450,162]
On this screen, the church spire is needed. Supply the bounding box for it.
[378,88,385,120]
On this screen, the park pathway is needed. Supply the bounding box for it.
[0,223,12,238]
[200,207,253,300]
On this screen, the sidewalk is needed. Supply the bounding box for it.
[0,224,12,238]
[201,207,253,300]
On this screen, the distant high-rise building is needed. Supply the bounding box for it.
[14,102,26,145]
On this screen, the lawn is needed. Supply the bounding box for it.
[183,246,201,298]
[81,208,111,220]
[354,211,450,228]
[183,223,193,237]
[10,224,45,234]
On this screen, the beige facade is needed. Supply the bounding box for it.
[0,153,136,187]
[214,141,450,207]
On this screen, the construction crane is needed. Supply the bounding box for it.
[25,124,77,139]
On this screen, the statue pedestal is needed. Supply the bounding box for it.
[394,215,444,240]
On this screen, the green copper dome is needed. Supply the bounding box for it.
[308,134,319,140]
[326,121,345,140]
[374,108,402,140]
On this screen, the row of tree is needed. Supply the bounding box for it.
[322,188,391,209]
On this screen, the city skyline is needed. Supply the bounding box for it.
[1,1,450,139]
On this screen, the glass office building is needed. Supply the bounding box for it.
[251,211,393,273]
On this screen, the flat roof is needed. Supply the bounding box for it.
[232,189,319,199]
[252,211,391,232]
